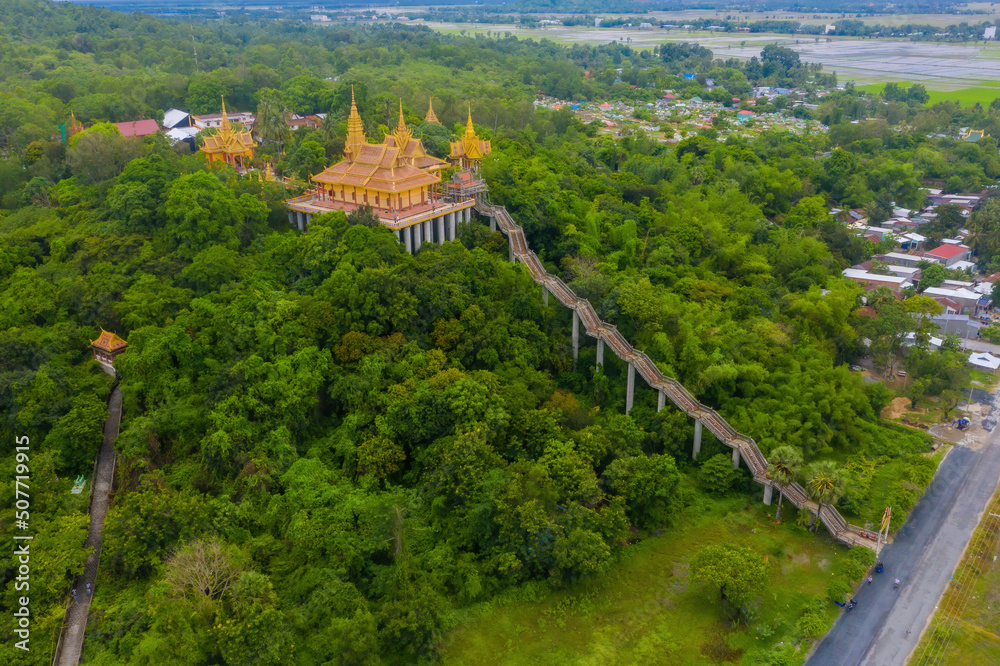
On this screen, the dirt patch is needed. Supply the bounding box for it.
[882,396,916,420]
[671,562,689,593]
[818,558,831,571]
[700,632,743,664]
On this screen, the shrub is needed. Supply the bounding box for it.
[699,453,740,494]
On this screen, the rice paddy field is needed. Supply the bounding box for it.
[420,15,1000,100]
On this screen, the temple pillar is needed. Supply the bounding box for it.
[508,242,514,262]
[465,207,471,223]
[404,226,412,254]
[657,390,665,412]
[596,338,604,369]
[732,446,741,470]
[572,309,579,367]
[693,419,702,459]
[763,483,774,506]
[490,216,496,231]
[296,211,305,232]
[626,361,635,415]
[288,212,294,227]
[542,284,549,307]
[450,211,457,240]
[414,223,422,252]
[305,213,312,230]
[438,215,445,244]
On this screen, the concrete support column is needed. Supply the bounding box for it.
[732,446,741,470]
[305,213,311,230]
[424,219,433,245]
[288,212,294,227]
[450,211,457,240]
[508,242,514,262]
[693,419,702,459]
[296,211,305,232]
[657,390,666,412]
[465,207,472,223]
[596,338,604,369]
[572,309,579,367]
[490,215,497,231]
[542,284,549,307]
[414,223,422,252]
[437,215,445,244]
[763,483,774,506]
[625,361,635,415]
[404,226,412,254]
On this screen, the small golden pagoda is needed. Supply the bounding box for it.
[90,329,127,370]
[425,97,439,124]
[200,97,254,169]
[449,105,491,169]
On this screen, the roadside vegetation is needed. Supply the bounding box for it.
[911,487,1000,665]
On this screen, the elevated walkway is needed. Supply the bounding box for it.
[52,385,121,665]
[475,201,875,550]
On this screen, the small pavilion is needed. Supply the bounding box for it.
[200,97,255,169]
[90,329,127,373]
[449,107,491,169]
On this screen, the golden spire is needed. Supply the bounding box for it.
[392,99,412,150]
[463,104,483,159]
[220,95,231,135]
[345,85,366,160]
[425,96,439,124]
[464,103,476,137]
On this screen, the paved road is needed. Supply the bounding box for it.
[808,432,1000,666]
[55,385,120,665]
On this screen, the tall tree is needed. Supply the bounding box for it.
[766,445,802,521]
[805,461,846,533]
[255,88,290,157]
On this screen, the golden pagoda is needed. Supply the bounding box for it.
[200,97,254,169]
[449,105,491,169]
[311,97,443,215]
[425,97,439,124]
[90,328,127,369]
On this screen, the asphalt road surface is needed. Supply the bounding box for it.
[807,434,1000,666]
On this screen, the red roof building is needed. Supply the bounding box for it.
[925,244,971,267]
[114,119,160,138]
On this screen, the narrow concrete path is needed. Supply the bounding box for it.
[54,385,120,665]
[807,431,1000,666]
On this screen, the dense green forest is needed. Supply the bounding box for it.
[2,1,999,664]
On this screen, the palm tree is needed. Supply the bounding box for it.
[255,88,290,156]
[766,446,803,521]
[805,461,846,534]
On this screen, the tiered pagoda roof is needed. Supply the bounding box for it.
[90,329,127,353]
[201,98,254,155]
[450,106,491,162]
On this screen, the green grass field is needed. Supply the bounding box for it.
[856,82,1000,107]
[439,496,861,666]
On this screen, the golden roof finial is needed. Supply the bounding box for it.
[392,99,413,160]
[345,85,367,161]
[425,96,439,124]
[462,104,483,160]
[220,95,231,134]
[465,103,476,137]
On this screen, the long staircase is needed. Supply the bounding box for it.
[475,201,875,550]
